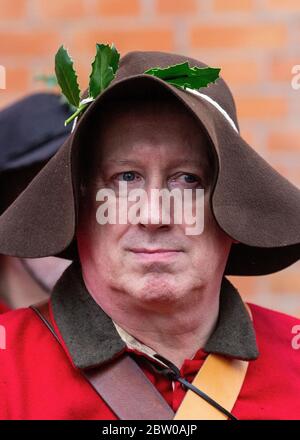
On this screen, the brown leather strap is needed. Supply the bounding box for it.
[85,356,174,419]
[173,302,253,420]
[30,301,174,420]
[173,354,248,420]
[31,300,252,420]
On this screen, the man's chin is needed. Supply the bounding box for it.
[124,274,184,305]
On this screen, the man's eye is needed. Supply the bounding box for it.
[182,174,198,183]
[173,174,202,185]
[116,171,140,182]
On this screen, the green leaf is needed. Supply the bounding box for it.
[89,43,120,98]
[55,45,81,108]
[144,61,221,90]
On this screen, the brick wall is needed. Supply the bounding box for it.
[0,0,299,316]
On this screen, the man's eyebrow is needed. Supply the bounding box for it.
[106,159,144,166]
[105,158,205,167]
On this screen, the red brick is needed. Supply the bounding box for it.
[213,0,255,11]
[240,129,255,146]
[219,59,259,85]
[190,24,287,49]
[4,66,30,92]
[30,65,61,94]
[227,276,257,297]
[270,163,288,177]
[0,91,28,110]
[287,170,300,189]
[270,162,293,179]
[75,61,92,93]
[0,0,27,19]
[267,131,300,152]
[0,31,60,56]
[270,56,300,82]
[269,271,300,294]
[34,0,85,19]
[235,96,288,119]
[156,0,197,14]
[71,28,175,55]
[266,0,300,10]
[267,163,300,188]
[96,0,140,16]
[30,62,91,98]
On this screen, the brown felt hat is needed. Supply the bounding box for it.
[0,50,299,275]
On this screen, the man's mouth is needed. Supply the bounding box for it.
[128,248,183,261]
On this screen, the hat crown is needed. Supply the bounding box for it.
[81,50,239,132]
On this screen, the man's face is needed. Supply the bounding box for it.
[77,97,234,308]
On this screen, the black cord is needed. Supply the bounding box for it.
[175,376,237,420]
[153,353,238,421]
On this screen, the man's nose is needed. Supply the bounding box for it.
[138,181,173,231]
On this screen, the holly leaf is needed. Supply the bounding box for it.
[55,45,81,108]
[89,43,120,98]
[144,61,221,90]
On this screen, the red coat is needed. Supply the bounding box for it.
[0,301,9,314]
[0,264,299,420]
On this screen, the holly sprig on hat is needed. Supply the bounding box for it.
[55,43,120,127]
[144,62,220,89]
[54,43,221,127]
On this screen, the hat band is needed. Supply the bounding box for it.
[185,88,239,133]
[71,87,239,134]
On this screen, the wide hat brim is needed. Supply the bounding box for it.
[0,50,299,275]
